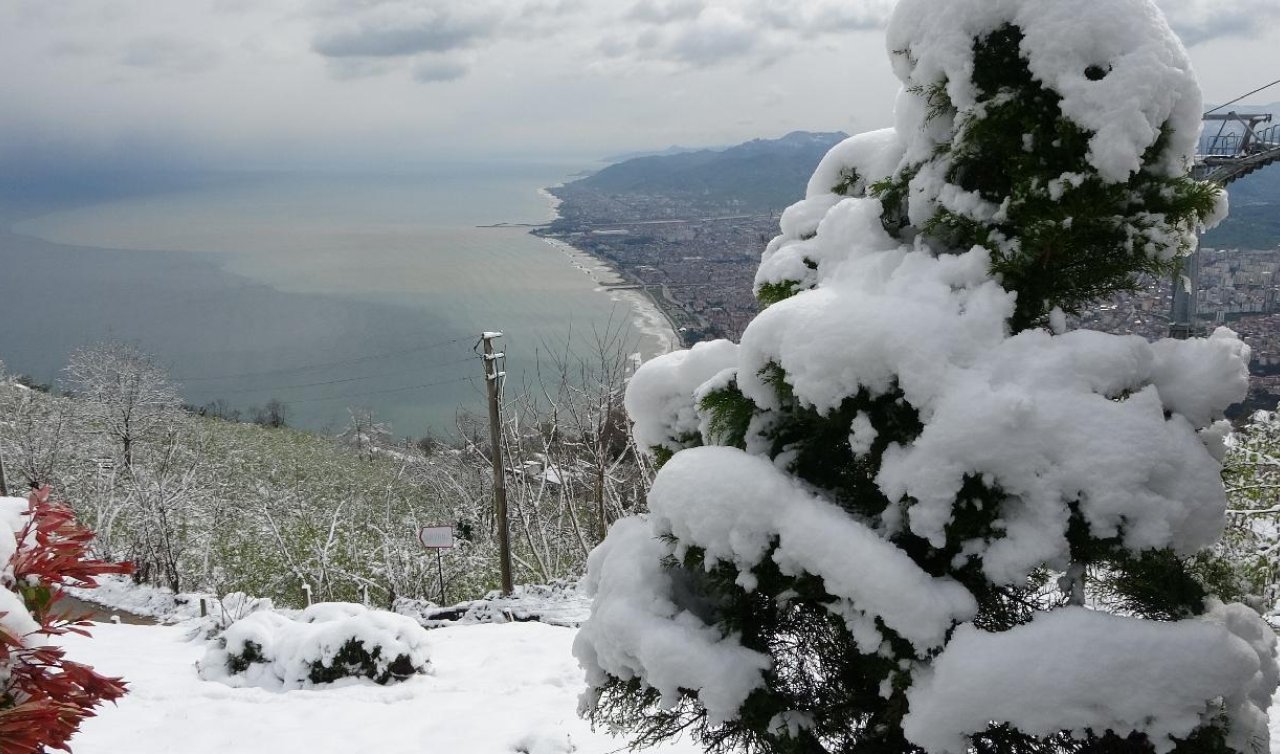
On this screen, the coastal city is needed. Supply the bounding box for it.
[542,179,1280,418]
[538,208,773,341]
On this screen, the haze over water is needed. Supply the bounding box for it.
[0,162,667,437]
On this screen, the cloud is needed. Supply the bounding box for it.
[46,38,95,58]
[306,0,1272,84]
[607,0,1280,66]
[668,8,760,66]
[120,36,220,74]
[627,0,705,24]
[750,0,894,35]
[312,4,499,58]
[211,0,260,13]
[326,57,393,80]
[1157,0,1280,46]
[412,57,469,83]
[596,34,632,59]
[594,0,879,69]
[518,0,588,21]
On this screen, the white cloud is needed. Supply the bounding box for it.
[627,0,706,24]
[668,8,761,66]
[120,35,220,75]
[750,0,895,35]
[0,0,1275,171]
[305,0,1276,82]
[325,57,393,80]
[412,56,470,83]
[518,0,588,21]
[1158,0,1280,46]
[311,4,500,58]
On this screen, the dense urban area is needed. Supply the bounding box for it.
[541,139,1280,417]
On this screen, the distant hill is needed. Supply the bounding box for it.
[601,145,720,163]
[571,131,849,214]
[571,125,1280,246]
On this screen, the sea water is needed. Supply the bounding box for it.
[0,163,671,437]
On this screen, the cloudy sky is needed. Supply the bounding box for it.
[2,0,1278,174]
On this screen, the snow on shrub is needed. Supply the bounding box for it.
[199,602,431,689]
[0,487,132,754]
[576,1,1278,753]
[394,581,591,628]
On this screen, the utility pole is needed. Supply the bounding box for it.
[481,332,514,596]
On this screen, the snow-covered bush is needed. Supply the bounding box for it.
[0,488,131,754]
[199,602,431,689]
[395,580,592,628]
[1221,409,1280,612]
[576,2,1277,754]
[3,331,643,609]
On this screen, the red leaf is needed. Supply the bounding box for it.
[0,488,132,751]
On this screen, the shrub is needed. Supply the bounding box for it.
[199,602,430,689]
[576,2,1275,754]
[0,487,132,754]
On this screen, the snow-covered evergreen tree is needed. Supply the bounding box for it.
[574,2,1278,754]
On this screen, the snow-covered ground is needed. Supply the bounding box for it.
[48,614,1280,753]
[58,620,703,754]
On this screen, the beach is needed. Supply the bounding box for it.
[533,184,681,360]
[536,235,682,359]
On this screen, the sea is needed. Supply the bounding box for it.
[0,162,677,438]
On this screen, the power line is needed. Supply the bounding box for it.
[175,336,471,382]
[209,354,478,396]
[279,375,479,406]
[1205,78,1280,117]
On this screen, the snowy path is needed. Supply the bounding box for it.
[59,622,704,754]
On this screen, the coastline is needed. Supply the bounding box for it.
[538,236,681,359]
[3,174,660,437]
[533,186,682,360]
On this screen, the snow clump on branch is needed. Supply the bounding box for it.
[576,0,1275,752]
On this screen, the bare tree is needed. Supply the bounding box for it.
[0,360,7,496]
[122,423,205,592]
[0,385,77,490]
[536,317,645,543]
[63,341,181,469]
[339,407,393,462]
[252,399,289,429]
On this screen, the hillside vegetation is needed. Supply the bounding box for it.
[0,337,645,609]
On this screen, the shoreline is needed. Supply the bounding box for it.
[537,236,681,359]
[533,186,681,360]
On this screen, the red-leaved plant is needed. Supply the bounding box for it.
[0,486,133,753]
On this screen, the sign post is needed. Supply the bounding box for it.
[418,525,454,606]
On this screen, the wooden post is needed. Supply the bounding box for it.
[436,549,446,606]
[481,332,514,596]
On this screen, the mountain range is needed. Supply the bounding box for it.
[572,131,849,214]
[576,125,1278,249]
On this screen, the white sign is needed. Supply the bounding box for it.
[418,526,455,549]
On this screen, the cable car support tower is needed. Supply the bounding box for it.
[1170,79,1280,338]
